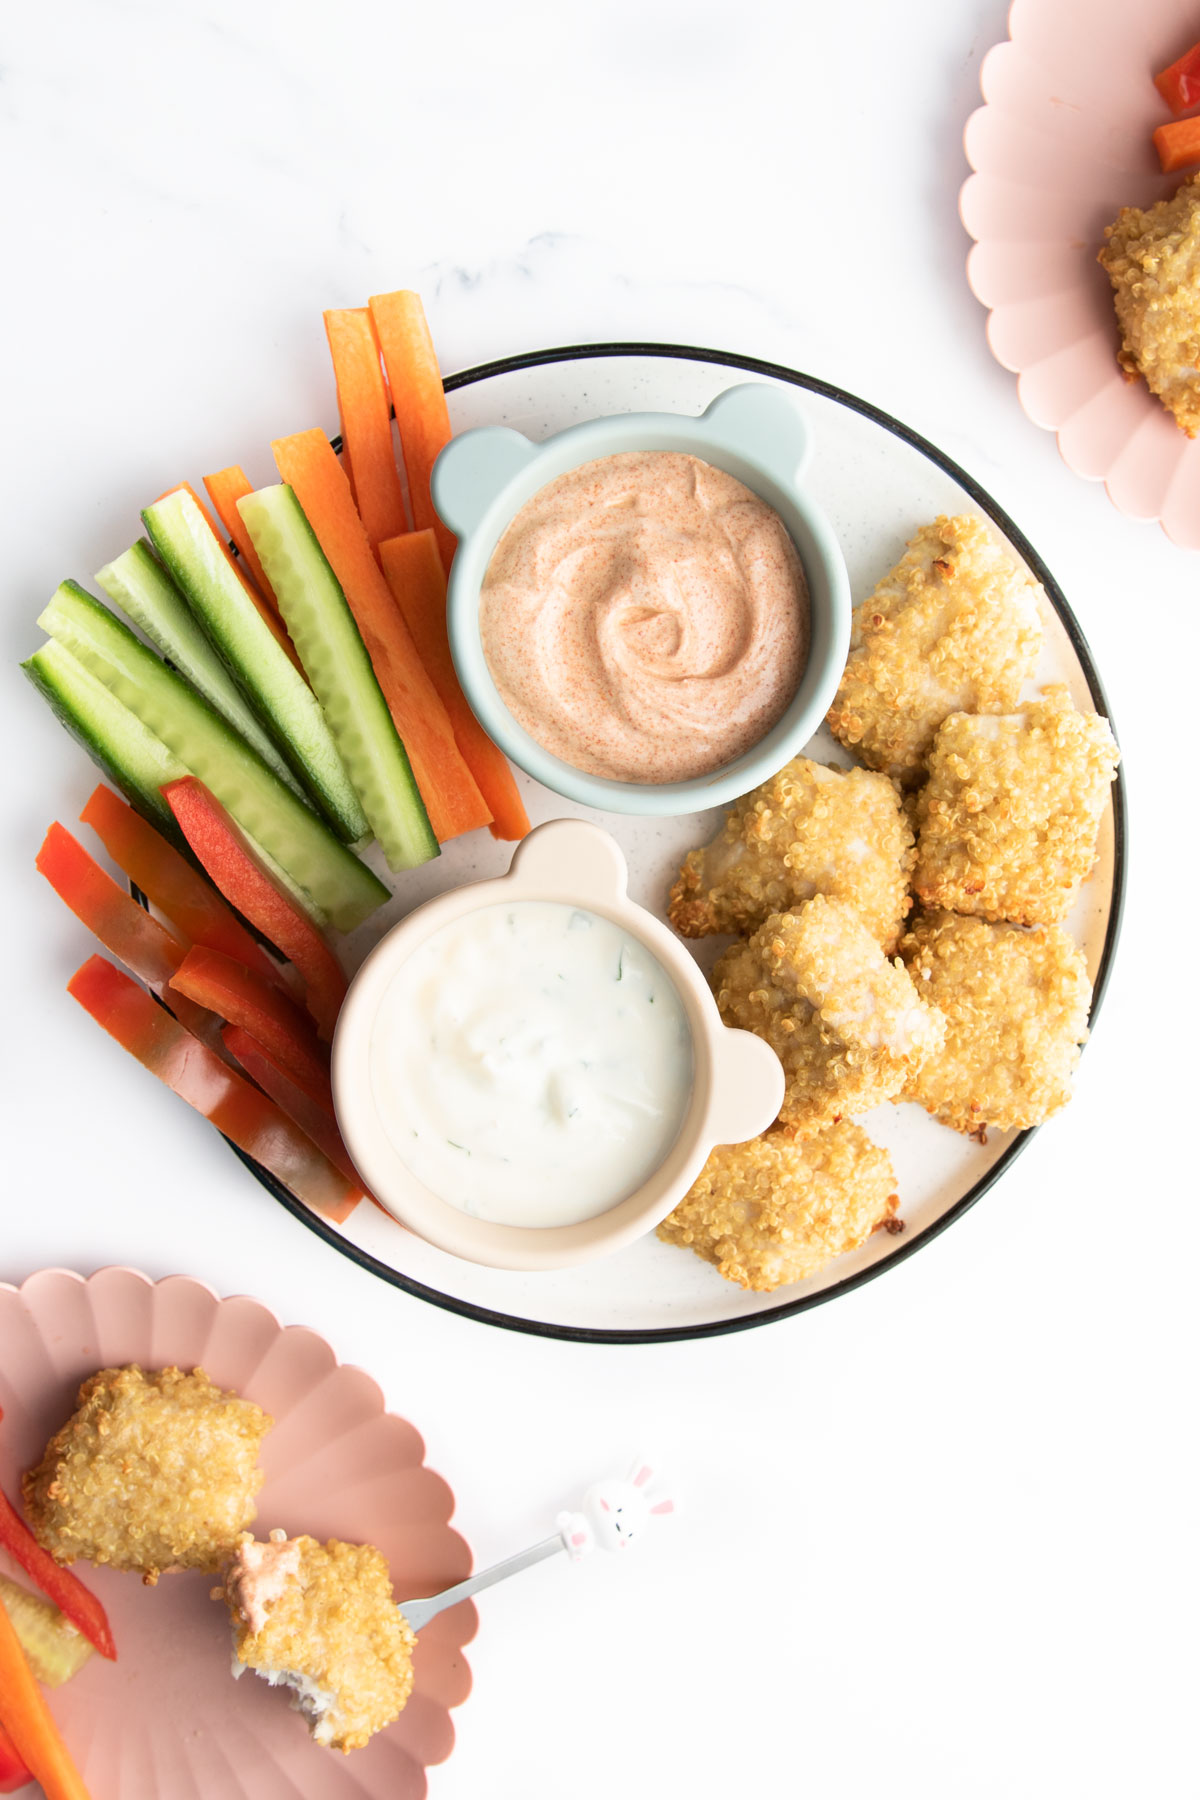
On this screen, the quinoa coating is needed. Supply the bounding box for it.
[712,896,945,1136]
[1098,175,1200,437]
[900,912,1091,1136]
[657,1121,899,1291]
[912,687,1119,926]
[221,1534,416,1753]
[668,756,915,951]
[826,514,1043,786]
[22,1365,270,1585]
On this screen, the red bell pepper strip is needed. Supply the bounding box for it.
[222,1025,361,1188]
[0,1592,91,1800]
[35,824,211,1039]
[68,956,360,1222]
[163,777,347,1040]
[0,1720,31,1795]
[0,1484,115,1662]
[79,785,282,987]
[1155,39,1200,113]
[168,945,333,1108]
[38,823,186,985]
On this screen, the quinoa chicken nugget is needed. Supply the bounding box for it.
[1098,174,1200,437]
[900,911,1091,1136]
[912,687,1119,925]
[712,896,945,1136]
[658,1120,899,1291]
[668,756,915,951]
[220,1532,416,1753]
[22,1365,271,1584]
[826,514,1043,786]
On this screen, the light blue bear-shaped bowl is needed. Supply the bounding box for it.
[431,382,852,816]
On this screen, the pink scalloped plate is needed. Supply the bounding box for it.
[961,0,1200,546]
[0,1268,475,1799]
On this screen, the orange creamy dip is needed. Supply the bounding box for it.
[478,451,809,784]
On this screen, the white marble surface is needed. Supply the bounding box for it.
[1,2,1194,1795]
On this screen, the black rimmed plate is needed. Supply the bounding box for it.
[230,344,1125,1343]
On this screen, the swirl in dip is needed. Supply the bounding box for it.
[478,451,810,784]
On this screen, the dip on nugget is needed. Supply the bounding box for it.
[712,897,945,1136]
[23,1365,270,1584]
[826,514,1043,786]
[658,1121,899,1291]
[900,912,1091,1137]
[913,687,1119,926]
[1098,175,1200,437]
[219,1532,416,1753]
[668,757,915,951]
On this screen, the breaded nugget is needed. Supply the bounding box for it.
[826,514,1043,785]
[1098,175,1200,436]
[22,1365,270,1585]
[912,686,1119,925]
[900,912,1091,1136]
[712,897,945,1135]
[221,1532,416,1752]
[668,756,915,951]
[657,1120,899,1291]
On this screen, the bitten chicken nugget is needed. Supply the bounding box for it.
[657,1120,899,1291]
[900,912,1092,1137]
[23,1365,270,1585]
[712,896,944,1135]
[220,1532,416,1752]
[1098,174,1200,436]
[826,514,1043,785]
[668,757,915,951]
[912,687,1119,925]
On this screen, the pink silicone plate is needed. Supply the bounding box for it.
[0,1268,475,1799]
[961,0,1200,546]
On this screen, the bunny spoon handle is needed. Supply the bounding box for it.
[400,1535,563,1631]
[398,1459,673,1632]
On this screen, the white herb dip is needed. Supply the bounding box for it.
[369,900,693,1228]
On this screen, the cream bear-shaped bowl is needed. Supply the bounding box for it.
[331,819,784,1271]
[432,382,852,816]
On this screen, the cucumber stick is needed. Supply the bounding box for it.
[24,637,329,927]
[239,484,440,872]
[0,1574,94,1687]
[38,581,388,932]
[23,638,189,846]
[142,489,367,845]
[96,539,301,793]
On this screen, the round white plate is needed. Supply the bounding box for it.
[239,344,1126,1342]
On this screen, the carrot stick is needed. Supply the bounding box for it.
[368,291,456,571]
[271,429,492,840]
[203,466,281,611]
[155,481,305,674]
[1153,117,1200,171]
[378,531,530,840]
[323,309,409,551]
[0,1599,91,1800]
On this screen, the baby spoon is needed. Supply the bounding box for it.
[399,1459,673,1631]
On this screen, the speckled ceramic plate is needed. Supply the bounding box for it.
[961,0,1200,546]
[230,345,1126,1343]
[0,1267,474,1798]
